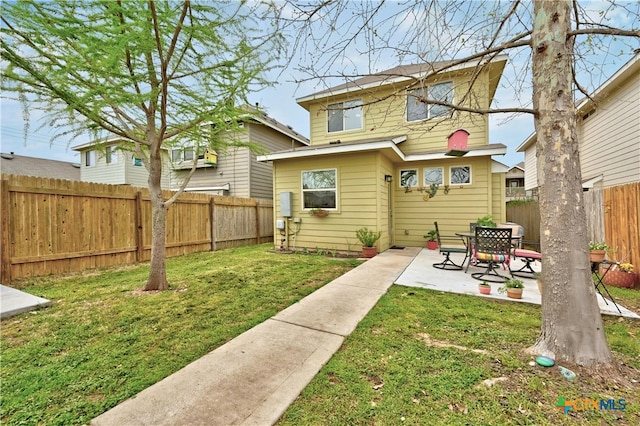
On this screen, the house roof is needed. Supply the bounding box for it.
[296,54,508,109]
[257,135,506,163]
[516,52,640,152]
[71,105,309,151]
[0,152,80,180]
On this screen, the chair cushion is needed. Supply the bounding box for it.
[514,249,541,260]
[475,252,508,262]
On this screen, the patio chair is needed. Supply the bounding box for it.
[470,227,513,282]
[511,249,542,278]
[432,222,468,270]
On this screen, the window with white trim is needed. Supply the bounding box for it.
[327,99,362,133]
[399,169,418,187]
[407,82,454,121]
[450,165,471,185]
[423,167,444,185]
[106,146,118,164]
[85,150,96,167]
[302,169,337,209]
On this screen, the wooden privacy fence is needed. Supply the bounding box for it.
[602,182,640,271]
[506,201,540,249]
[508,183,639,270]
[0,174,273,283]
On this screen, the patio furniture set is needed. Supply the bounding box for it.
[432,221,622,313]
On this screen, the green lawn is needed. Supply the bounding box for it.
[0,244,361,426]
[278,286,640,426]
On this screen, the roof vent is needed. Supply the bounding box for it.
[1,152,15,160]
[329,140,341,144]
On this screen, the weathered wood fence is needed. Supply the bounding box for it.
[0,175,273,283]
[508,182,639,270]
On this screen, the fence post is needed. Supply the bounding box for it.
[255,202,260,244]
[135,191,144,262]
[210,198,216,252]
[0,178,11,284]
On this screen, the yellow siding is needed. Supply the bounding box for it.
[492,172,506,224]
[307,70,491,152]
[273,152,389,253]
[392,157,499,246]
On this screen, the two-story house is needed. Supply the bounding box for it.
[259,56,509,253]
[72,108,309,199]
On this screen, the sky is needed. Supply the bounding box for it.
[1,1,638,168]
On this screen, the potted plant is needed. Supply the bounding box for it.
[476,214,496,228]
[499,279,525,299]
[605,263,637,288]
[424,230,438,250]
[588,241,610,263]
[478,280,491,295]
[356,227,382,258]
[309,208,328,217]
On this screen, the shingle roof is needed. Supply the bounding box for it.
[0,153,80,181]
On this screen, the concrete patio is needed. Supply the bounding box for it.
[396,248,639,319]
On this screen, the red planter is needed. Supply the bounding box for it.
[478,285,491,295]
[605,270,638,288]
[362,246,378,258]
[427,241,438,250]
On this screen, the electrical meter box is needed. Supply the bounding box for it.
[276,219,285,230]
[280,192,292,217]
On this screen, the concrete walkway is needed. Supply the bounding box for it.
[0,285,51,319]
[91,247,421,426]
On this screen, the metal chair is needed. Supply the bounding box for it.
[432,222,468,270]
[470,227,513,282]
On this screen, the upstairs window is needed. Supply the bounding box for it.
[327,99,362,133]
[171,147,204,162]
[85,150,96,167]
[407,82,454,121]
[302,169,337,209]
[106,146,117,164]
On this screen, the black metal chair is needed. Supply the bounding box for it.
[432,222,468,270]
[470,227,513,282]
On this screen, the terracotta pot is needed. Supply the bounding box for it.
[427,240,438,250]
[589,250,606,263]
[506,288,523,299]
[605,270,638,288]
[312,210,328,217]
[362,246,377,258]
[479,285,491,295]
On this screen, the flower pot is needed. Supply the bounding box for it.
[312,210,328,217]
[605,270,638,288]
[506,288,523,299]
[478,285,491,295]
[427,240,438,250]
[589,250,606,263]
[362,246,377,258]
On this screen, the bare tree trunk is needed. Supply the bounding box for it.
[144,143,170,291]
[528,0,613,366]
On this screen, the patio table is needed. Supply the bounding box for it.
[591,260,622,314]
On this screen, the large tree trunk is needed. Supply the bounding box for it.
[144,143,170,291]
[528,0,613,366]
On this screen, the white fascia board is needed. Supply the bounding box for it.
[297,55,509,103]
[71,135,123,151]
[405,146,507,162]
[516,132,536,152]
[257,140,405,162]
[491,160,510,173]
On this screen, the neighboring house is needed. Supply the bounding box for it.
[505,162,526,201]
[72,108,309,198]
[258,56,510,252]
[0,152,80,181]
[517,52,640,192]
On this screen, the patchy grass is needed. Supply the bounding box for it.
[278,286,640,426]
[0,244,361,426]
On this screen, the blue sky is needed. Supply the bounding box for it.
[1,1,638,167]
